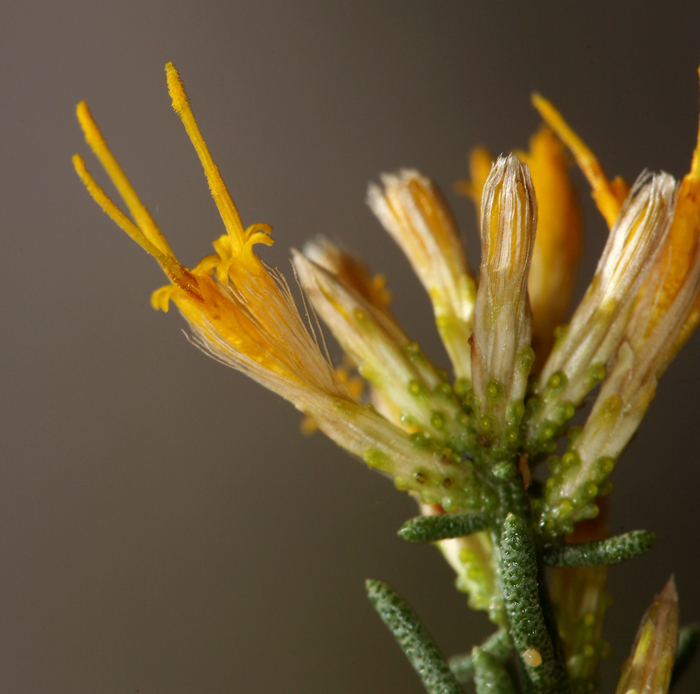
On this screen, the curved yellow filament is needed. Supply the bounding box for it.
[531,93,623,228]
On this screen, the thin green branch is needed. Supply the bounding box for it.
[398,511,494,543]
[541,530,655,568]
[365,579,463,694]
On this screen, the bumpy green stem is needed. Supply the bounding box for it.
[500,513,570,693]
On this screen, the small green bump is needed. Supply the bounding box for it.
[507,401,526,425]
[410,431,435,451]
[404,341,425,363]
[546,370,567,392]
[364,448,392,472]
[540,423,556,441]
[486,379,504,400]
[434,382,454,400]
[408,379,428,398]
[584,483,598,500]
[454,377,472,396]
[394,477,409,491]
[430,411,446,430]
[480,416,493,433]
[585,362,606,388]
[578,502,599,521]
[561,451,579,470]
[505,427,519,445]
[440,497,460,513]
[554,401,576,424]
[545,477,557,492]
[595,456,615,480]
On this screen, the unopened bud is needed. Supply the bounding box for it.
[367,170,477,380]
[471,154,536,429]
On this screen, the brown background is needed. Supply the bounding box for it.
[2,1,700,692]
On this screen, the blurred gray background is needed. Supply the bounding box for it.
[2,1,700,692]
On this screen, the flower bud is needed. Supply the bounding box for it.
[615,577,679,694]
[528,172,677,450]
[302,236,392,319]
[293,251,467,444]
[471,154,536,431]
[367,170,477,380]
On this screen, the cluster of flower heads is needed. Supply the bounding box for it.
[75,64,700,617]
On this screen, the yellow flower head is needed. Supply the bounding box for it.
[75,62,700,621]
[73,63,485,515]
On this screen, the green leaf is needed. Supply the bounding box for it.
[541,530,655,568]
[449,629,513,683]
[500,513,570,693]
[365,579,462,694]
[398,511,494,542]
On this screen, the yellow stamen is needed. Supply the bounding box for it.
[165,62,273,258]
[532,93,624,228]
[72,154,202,302]
[76,102,173,257]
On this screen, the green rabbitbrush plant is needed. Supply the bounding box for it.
[74,62,700,693]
